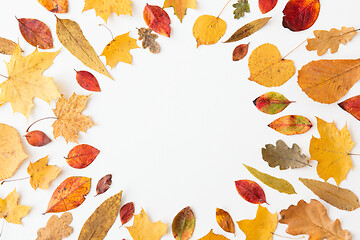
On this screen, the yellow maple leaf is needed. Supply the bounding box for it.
[198,229,230,240]
[83,0,132,22]
[192,15,226,47]
[248,43,295,87]
[127,209,167,240]
[163,0,197,22]
[310,117,354,186]
[52,93,95,143]
[237,205,277,240]
[0,124,28,181]
[0,189,31,224]
[27,156,61,190]
[0,44,60,118]
[101,32,139,69]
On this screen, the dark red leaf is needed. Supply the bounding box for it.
[95,174,112,196]
[233,43,249,61]
[17,18,53,49]
[339,95,360,121]
[75,70,101,92]
[143,4,171,37]
[25,130,51,147]
[235,180,267,204]
[66,144,100,169]
[120,202,135,225]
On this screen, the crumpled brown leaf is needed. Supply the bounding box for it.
[37,212,73,240]
[138,28,160,54]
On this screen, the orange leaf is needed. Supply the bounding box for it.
[45,176,91,213]
[259,0,278,14]
[339,95,360,121]
[17,18,53,49]
[216,208,235,234]
[268,115,312,135]
[143,4,171,37]
[37,0,68,13]
[25,130,51,147]
[282,0,320,32]
[66,144,100,169]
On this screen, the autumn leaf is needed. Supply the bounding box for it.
[25,130,51,147]
[66,144,100,169]
[282,0,320,32]
[83,0,132,22]
[244,164,296,194]
[127,209,167,240]
[298,58,360,104]
[17,18,53,49]
[253,92,292,115]
[45,176,91,213]
[95,174,112,196]
[262,140,310,170]
[172,206,195,240]
[233,0,250,19]
[75,70,101,92]
[120,202,135,225]
[300,178,359,211]
[0,124,28,181]
[0,44,60,118]
[56,17,113,80]
[52,93,95,143]
[37,0,68,13]
[101,32,139,68]
[224,17,271,43]
[198,230,229,240]
[237,205,277,240]
[268,115,312,135]
[193,15,226,47]
[279,199,352,240]
[259,0,278,14]
[306,27,358,56]
[163,0,197,22]
[37,212,73,240]
[27,156,61,190]
[248,43,295,87]
[215,208,235,234]
[235,180,267,204]
[0,37,18,55]
[339,95,360,121]
[310,117,354,186]
[233,43,249,61]
[79,191,122,240]
[144,4,171,37]
[0,189,31,224]
[138,28,160,54]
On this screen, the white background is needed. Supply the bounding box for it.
[0,0,360,239]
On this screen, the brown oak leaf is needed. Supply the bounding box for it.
[138,28,160,54]
[37,212,73,240]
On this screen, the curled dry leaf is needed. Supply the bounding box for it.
[259,0,278,14]
[282,0,320,32]
[299,178,360,211]
[233,0,250,19]
[45,176,91,213]
[0,189,31,224]
[225,17,271,43]
[120,202,135,225]
[37,0,68,13]
[144,4,171,37]
[235,180,267,204]
[163,0,197,22]
[27,156,61,190]
[253,92,292,115]
[233,43,249,61]
[0,37,18,55]
[172,206,195,240]
[248,43,295,87]
[66,144,100,169]
[36,212,73,240]
[138,28,160,54]
[279,199,352,240]
[83,0,132,23]
[79,191,123,240]
[75,70,101,92]
[192,15,226,47]
[96,174,112,196]
[17,18,53,49]
[339,95,360,121]
[262,140,310,170]
[25,130,51,147]
[198,230,230,240]
[215,208,235,234]
[0,124,28,181]
[268,115,312,135]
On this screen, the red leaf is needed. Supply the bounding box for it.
[25,130,51,147]
[235,180,267,204]
[120,202,135,225]
[339,95,360,121]
[75,70,101,92]
[282,0,320,32]
[66,144,100,169]
[143,4,171,37]
[95,174,112,196]
[17,18,53,49]
[233,43,249,61]
[259,0,278,14]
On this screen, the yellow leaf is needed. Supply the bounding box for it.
[0,124,28,181]
[237,205,277,240]
[83,0,132,22]
[52,93,95,143]
[310,117,354,186]
[198,229,230,240]
[27,156,61,190]
[0,189,31,224]
[163,0,197,22]
[192,15,226,47]
[0,44,60,118]
[248,43,295,87]
[101,32,139,69]
[127,209,167,240]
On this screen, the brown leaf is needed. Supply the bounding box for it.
[233,43,249,61]
[66,144,100,169]
[25,130,51,147]
[17,18,53,49]
[0,37,18,55]
[37,212,73,240]
[216,208,235,234]
[138,28,160,54]
[95,174,112,196]
[120,202,135,225]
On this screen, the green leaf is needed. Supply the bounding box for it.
[172,206,195,240]
[253,92,293,115]
[233,0,250,19]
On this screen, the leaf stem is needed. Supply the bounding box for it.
[0,74,8,79]
[271,232,305,239]
[348,153,360,156]
[1,177,30,185]
[0,219,4,238]
[282,38,309,60]
[26,117,58,132]
[217,0,232,18]
[99,24,114,40]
